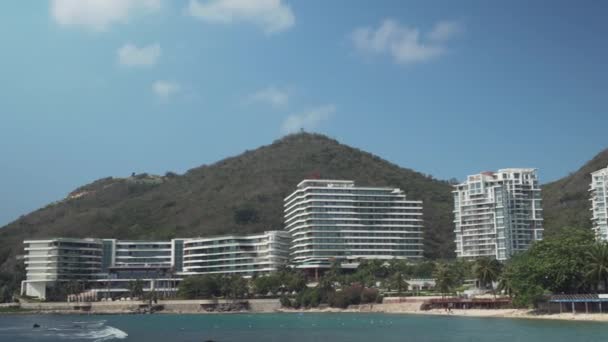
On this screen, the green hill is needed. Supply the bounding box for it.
[0,133,456,276]
[1,132,606,300]
[542,148,608,235]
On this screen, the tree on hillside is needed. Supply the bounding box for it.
[585,242,608,292]
[473,257,502,298]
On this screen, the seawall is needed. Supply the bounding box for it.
[17,299,281,314]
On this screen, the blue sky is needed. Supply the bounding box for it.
[1,0,607,227]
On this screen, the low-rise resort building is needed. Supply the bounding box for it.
[180,231,289,276]
[21,232,288,300]
[21,178,427,300]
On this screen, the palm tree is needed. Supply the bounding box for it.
[473,257,502,298]
[433,263,456,298]
[325,260,343,285]
[497,268,514,298]
[128,279,144,299]
[389,272,409,295]
[585,242,608,292]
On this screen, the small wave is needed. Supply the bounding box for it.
[0,326,27,331]
[90,326,128,342]
[53,325,127,341]
[72,320,107,325]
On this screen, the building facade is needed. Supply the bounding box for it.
[453,168,543,260]
[22,238,104,299]
[21,233,288,299]
[181,231,290,277]
[590,166,608,241]
[284,179,424,271]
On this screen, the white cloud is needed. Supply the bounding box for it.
[117,43,161,67]
[51,0,161,31]
[248,86,289,108]
[281,105,335,134]
[152,80,180,99]
[428,20,464,42]
[351,19,463,65]
[187,0,295,34]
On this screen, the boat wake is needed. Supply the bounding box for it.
[44,321,127,341]
[55,325,128,341]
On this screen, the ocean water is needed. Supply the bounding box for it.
[1,313,608,342]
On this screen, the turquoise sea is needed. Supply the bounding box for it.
[1,313,608,342]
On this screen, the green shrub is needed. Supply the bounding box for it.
[177,275,220,299]
[280,296,292,308]
[329,291,349,309]
[295,288,321,308]
[361,287,379,304]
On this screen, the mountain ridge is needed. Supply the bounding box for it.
[542,148,608,234]
[1,133,606,301]
[0,133,456,274]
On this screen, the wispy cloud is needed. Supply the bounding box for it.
[152,80,180,99]
[51,0,161,31]
[351,19,463,65]
[186,0,295,35]
[281,105,335,134]
[117,43,161,67]
[428,20,464,42]
[248,86,289,108]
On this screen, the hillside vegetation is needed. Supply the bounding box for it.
[0,133,456,276]
[1,133,606,301]
[542,149,608,235]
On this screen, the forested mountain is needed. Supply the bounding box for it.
[542,148,608,235]
[1,133,606,300]
[0,133,455,276]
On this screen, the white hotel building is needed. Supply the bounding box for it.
[181,231,289,276]
[22,238,104,299]
[590,166,608,241]
[284,179,424,271]
[453,168,543,260]
[21,233,288,300]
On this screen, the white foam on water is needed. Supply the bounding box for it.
[51,323,127,341]
[0,326,27,331]
[89,326,128,341]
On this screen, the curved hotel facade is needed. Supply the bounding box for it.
[21,233,288,299]
[21,179,426,299]
[23,238,103,299]
[181,231,289,277]
[284,179,424,270]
